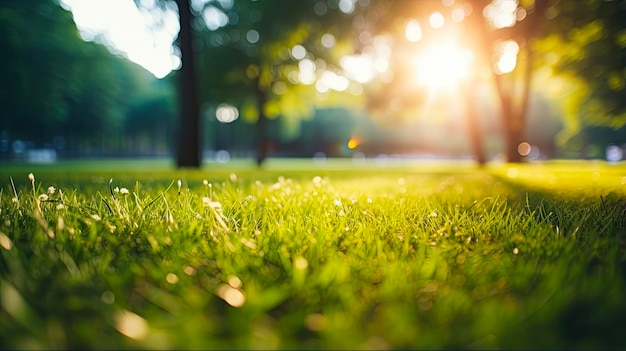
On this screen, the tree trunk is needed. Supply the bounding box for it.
[462,83,487,165]
[175,0,201,168]
[465,0,548,163]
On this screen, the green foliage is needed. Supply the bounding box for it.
[0,0,172,153]
[194,0,364,137]
[532,0,626,146]
[0,161,625,349]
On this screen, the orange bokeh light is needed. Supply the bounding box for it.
[347,137,360,149]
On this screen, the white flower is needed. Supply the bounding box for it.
[38,194,48,201]
[202,179,209,186]
[333,199,342,207]
[91,214,101,221]
[28,173,35,183]
[203,197,222,209]
[47,186,56,195]
[119,188,129,195]
[230,173,238,182]
[513,247,519,255]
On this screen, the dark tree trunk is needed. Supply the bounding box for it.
[255,84,268,166]
[175,0,201,168]
[463,83,487,165]
[465,0,549,163]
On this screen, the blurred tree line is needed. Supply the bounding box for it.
[2,0,626,164]
[0,0,176,159]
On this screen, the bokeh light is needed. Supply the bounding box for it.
[321,33,336,48]
[347,137,360,149]
[517,141,531,156]
[405,19,423,43]
[291,44,307,60]
[246,29,260,44]
[429,12,445,29]
[606,145,623,162]
[216,104,239,123]
[495,39,519,74]
[484,0,518,29]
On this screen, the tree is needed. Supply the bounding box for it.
[363,0,556,163]
[196,0,367,165]
[0,0,152,154]
[132,0,201,167]
[365,0,626,162]
[137,0,367,166]
[531,0,626,149]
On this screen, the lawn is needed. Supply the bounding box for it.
[0,158,625,349]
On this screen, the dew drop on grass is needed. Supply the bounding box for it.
[101,291,115,304]
[0,231,13,251]
[227,275,242,289]
[305,313,327,331]
[294,257,308,270]
[115,310,148,340]
[183,266,197,276]
[166,273,179,284]
[507,168,518,178]
[217,284,246,307]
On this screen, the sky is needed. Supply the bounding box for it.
[59,0,180,79]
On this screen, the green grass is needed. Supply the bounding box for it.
[0,159,625,349]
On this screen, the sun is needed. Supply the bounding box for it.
[414,43,474,90]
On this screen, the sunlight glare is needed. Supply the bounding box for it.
[340,55,376,83]
[415,43,473,89]
[60,0,179,78]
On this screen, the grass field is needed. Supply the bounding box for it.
[0,158,625,349]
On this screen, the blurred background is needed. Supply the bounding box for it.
[1,0,625,167]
